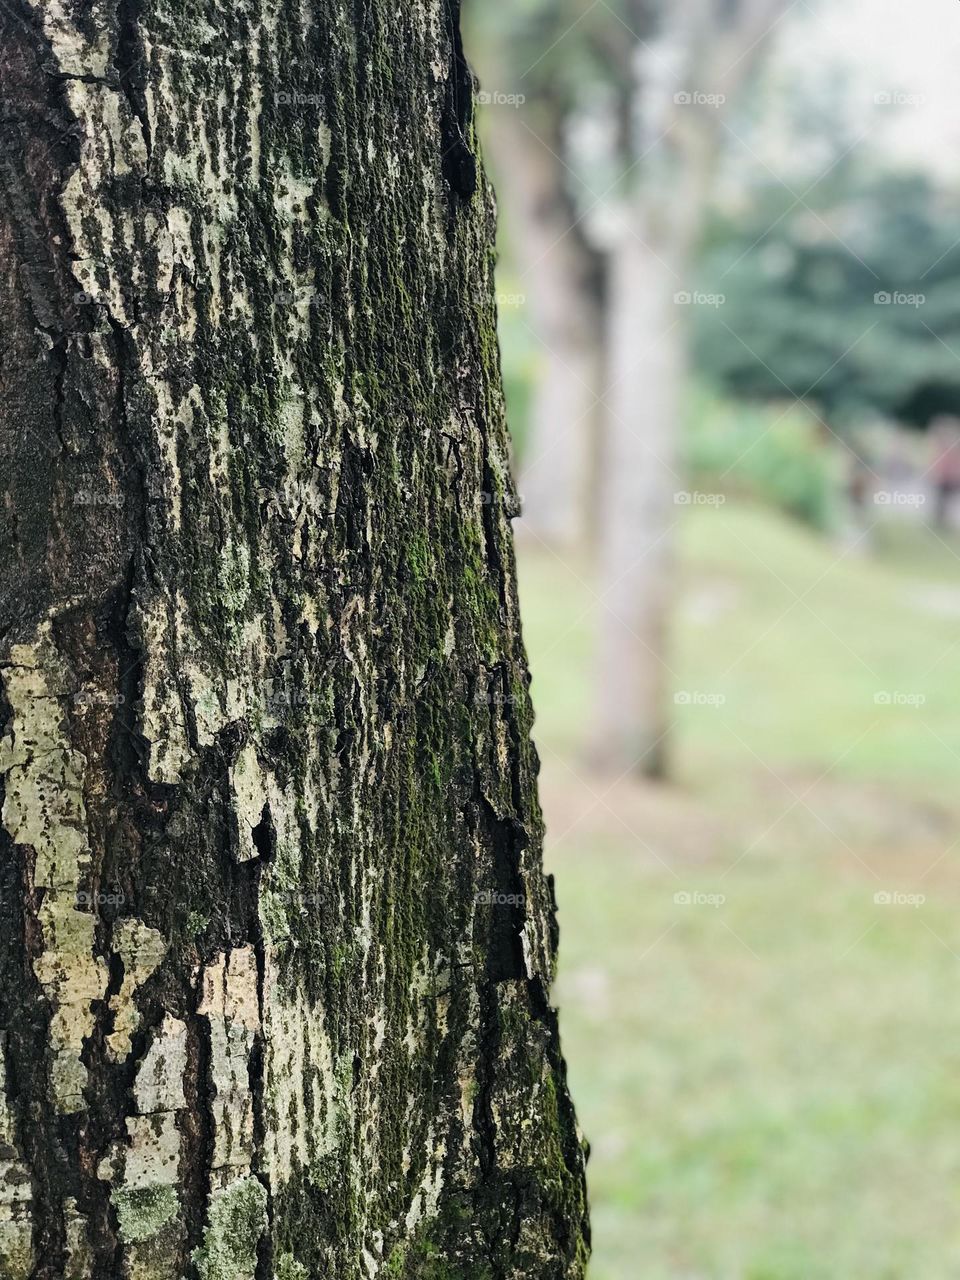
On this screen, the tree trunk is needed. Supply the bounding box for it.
[589,89,720,779]
[0,3,588,1278]
[590,228,684,779]
[485,112,601,551]
[586,0,786,779]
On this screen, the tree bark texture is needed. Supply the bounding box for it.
[0,2,589,1277]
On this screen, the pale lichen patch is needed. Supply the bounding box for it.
[64,1197,95,1279]
[198,948,260,1180]
[107,920,167,1062]
[0,627,108,1113]
[192,1175,268,1280]
[26,0,112,77]
[104,1016,188,1278]
[113,1186,179,1246]
[229,744,268,864]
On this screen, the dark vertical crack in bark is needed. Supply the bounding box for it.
[441,0,478,204]
[114,0,152,161]
[0,829,69,1278]
[184,988,216,1267]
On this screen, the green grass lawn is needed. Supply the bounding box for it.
[517,502,960,1279]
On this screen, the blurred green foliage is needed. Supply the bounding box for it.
[683,388,839,532]
[693,171,960,428]
[495,282,539,460]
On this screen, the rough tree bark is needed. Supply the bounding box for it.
[0,2,589,1278]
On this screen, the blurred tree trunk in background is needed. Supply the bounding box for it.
[466,0,628,554]
[0,1,589,1277]
[593,234,685,776]
[591,0,788,777]
[488,111,603,549]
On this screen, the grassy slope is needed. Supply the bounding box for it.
[518,502,960,1280]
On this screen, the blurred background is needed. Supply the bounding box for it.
[465,1,960,1275]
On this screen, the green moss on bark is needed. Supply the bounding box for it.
[112,1186,180,1244]
[192,1178,268,1280]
